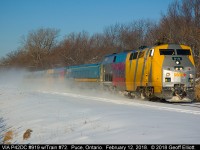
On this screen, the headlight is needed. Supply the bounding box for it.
[189,74,193,78]
[166,73,170,77]
[188,78,194,82]
[165,78,171,82]
[175,60,180,65]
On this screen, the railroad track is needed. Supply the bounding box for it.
[148,97,200,108]
[168,102,200,109]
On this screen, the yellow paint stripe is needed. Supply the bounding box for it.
[74,78,99,82]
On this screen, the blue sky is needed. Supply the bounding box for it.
[0,0,175,58]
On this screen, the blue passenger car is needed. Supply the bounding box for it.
[66,63,100,82]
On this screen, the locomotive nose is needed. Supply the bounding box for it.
[162,62,195,102]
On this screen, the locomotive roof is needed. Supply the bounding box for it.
[104,50,136,57]
[102,50,135,64]
[66,63,100,69]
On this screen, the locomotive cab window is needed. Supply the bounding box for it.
[160,49,175,55]
[176,49,191,55]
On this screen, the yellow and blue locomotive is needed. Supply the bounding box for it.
[101,44,195,102]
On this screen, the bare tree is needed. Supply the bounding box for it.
[22,28,60,69]
[58,31,92,66]
[157,0,200,76]
[1,0,199,73]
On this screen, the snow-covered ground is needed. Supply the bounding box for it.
[0,69,200,144]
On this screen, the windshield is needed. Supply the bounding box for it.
[160,49,175,55]
[176,49,191,55]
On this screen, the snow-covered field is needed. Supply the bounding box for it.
[0,69,200,144]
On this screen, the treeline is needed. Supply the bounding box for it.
[0,0,200,75]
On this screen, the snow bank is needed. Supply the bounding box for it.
[1,69,200,144]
